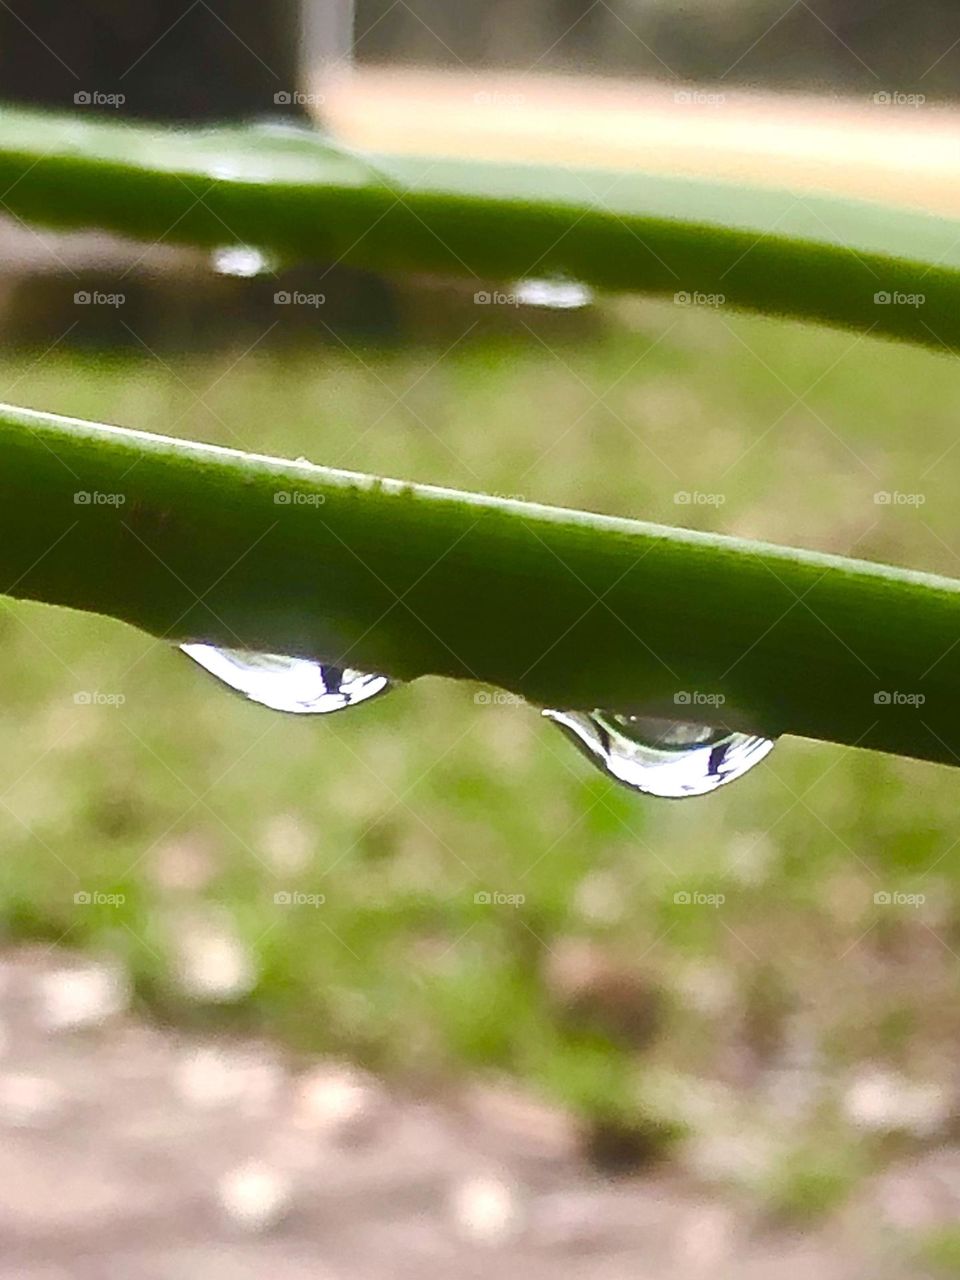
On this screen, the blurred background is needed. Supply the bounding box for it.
[0,2,960,1277]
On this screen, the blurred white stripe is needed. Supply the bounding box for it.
[302,0,356,77]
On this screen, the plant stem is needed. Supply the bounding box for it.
[1,402,958,767]
[0,108,957,350]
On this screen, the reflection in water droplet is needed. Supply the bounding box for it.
[211,244,273,278]
[543,709,775,798]
[181,644,390,715]
[513,277,593,310]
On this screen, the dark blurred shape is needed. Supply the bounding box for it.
[544,938,663,1050]
[0,0,303,121]
[356,0,960,100]
[3,261,402,353]
[583,1114,680,1174]
[740,964,793,1072]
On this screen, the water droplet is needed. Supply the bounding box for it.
[543,710,774,798]
[181,644,390,715]
[513,276,593,310]
[211,244,273,278]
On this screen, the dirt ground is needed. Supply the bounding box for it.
[0,945,952,1280]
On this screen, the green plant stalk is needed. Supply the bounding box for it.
[0,108,958,350]
[1,402,958,767]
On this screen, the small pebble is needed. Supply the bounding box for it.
[173,922,257,1003]
[449,1174,522,1246]
[294,1064,382,1139]
[37,962,130,1031]
[844,1066,950,1137]
[217,1161,293,1233]
[175,1045,281,1112]
[0,1074,65,1128]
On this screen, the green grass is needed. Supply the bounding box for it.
[2,295,959,1181]
[916,1227,960,1277]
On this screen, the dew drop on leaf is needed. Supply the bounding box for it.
[513,276,593,309]
[543,710,775,798]
[211,244,274,278]
[181,644,391,715]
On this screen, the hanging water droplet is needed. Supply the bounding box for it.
[211,244,274,278]
[181,644,390,715]
[543,709,774,798]
[513,276,593,310]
